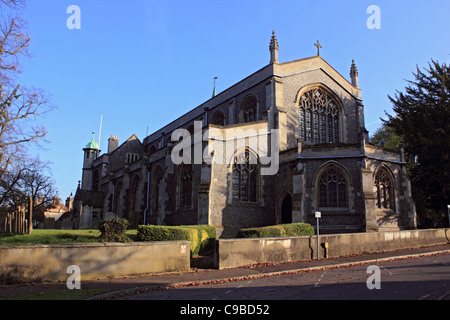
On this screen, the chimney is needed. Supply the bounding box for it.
[53,196,60,207]
[66,194,73,211]
[108,135,119,153]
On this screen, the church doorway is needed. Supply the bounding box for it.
[281,194,292,224]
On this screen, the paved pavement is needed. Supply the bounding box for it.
[0,243,449,300]
[121,253,450,301]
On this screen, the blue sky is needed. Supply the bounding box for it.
[16,0,450,199]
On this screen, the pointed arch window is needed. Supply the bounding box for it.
[130,176,140,213]
[318,165,347,208]
[179,164,193,208]
[114,182,122,215]
[299,88,341,144]
[92,170,99,192]
[152,168,164,217]
[374,167,395,210]
[210,110,225,126]
[232,149,258,202]
[241,96,257,123]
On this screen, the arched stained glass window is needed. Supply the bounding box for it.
[232,150,258,202]
[318,165,347,208]
[299,88,341,144]
[242,96,257,123]
[152,167,164,217]
[210,110,225,126]
[374,167,395,210]
[114,182,122,215]
[130,176,140,212]
[179,164,193,208]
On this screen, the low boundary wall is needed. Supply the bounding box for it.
[215,228,450,269]
[0,241,190,282]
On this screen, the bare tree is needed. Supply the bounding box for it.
[0,156,57,221]
[0,0,29,82]
[0,0,26,9]
[0,0,53,180]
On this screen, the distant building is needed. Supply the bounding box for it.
[73,32,417,235]
[42,196,71,229]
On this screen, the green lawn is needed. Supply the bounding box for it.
[0,229,138,246]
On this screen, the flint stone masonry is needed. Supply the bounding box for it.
[74,33,417,235]
[0,241,190,282]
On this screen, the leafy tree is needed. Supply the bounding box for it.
[384,59,450,228]
[369,123,403,152]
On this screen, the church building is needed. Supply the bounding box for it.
[73,32,417,235]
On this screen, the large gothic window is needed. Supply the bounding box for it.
[179,164,193,208]
[318,165,347,208]
[232,149,258,202]
[299,88,340,144]
[374,167,395,210]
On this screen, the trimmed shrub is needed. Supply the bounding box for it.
[184,225,217,255]
[238,223,314,238]
[239,227,282,238]
[98,218,130,242]
[282,223,315,236]
[136,225,190,242]
[137,225,216,256]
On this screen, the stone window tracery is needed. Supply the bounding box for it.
[232,149,258,202]
[318,165,347,208]
[242,96,257,123]
[152,168,164,216]
[374,167,395,210]
[130,176,140,213]
[179,164,193,208]
[299,88,340,144]
[210,110,225,126]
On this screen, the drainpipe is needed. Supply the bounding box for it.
[111,184,116,215]
[144,170,151,225]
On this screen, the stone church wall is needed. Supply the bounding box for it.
[74,41,417,233]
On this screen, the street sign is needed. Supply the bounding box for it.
[315,211,322,218]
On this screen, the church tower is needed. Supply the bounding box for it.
[81,132,99,191]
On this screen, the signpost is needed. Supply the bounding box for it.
[447,205,450,227]
[315,211,321,260]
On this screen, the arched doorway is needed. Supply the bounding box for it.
[281,194,292,224]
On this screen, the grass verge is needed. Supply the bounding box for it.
[0,229,138,246]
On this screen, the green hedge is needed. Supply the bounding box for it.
[137,225,216,256]
[98,218,130,242]
[238,223,314,238]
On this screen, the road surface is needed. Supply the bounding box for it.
[116,253,450,300]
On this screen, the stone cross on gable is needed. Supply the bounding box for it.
[314,40,322,56]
